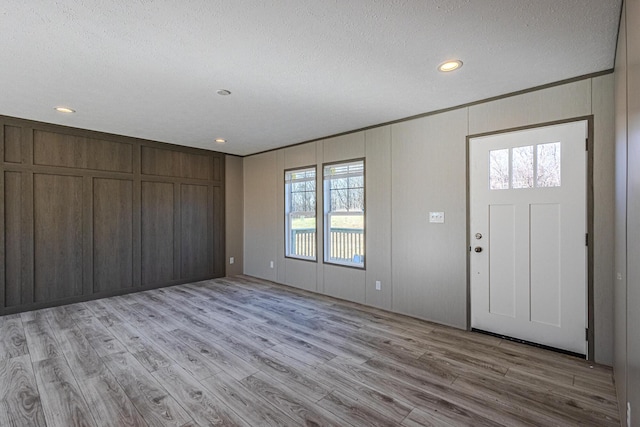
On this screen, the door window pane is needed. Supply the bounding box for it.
[536,142,561,187]
[512,145,534,189]
[489,149,509,190]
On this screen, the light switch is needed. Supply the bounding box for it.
[429,212,445,223]
[229,257,235,265]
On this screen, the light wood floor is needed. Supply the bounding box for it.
[0,275,619,426]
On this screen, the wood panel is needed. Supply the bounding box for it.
[213,185,225,277]
[0,116,225,316]
[4,172,22,307]
[213,155,223,181]
[141,146,212,180]
[93,178,133,292]
[181,150,212,180]
[141,181,175,285]
[180,184,209,279]
[33,174,83,302]
[3,125,21,163]
[141,146,181,177]
[33,130,133,173]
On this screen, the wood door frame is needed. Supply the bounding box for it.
[465,115,595,361]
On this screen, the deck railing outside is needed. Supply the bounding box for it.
[291,228,364,263]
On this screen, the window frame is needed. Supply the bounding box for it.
[322,158,366,270]
[284,165,318,262]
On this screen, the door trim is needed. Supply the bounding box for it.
[465,115,595,361]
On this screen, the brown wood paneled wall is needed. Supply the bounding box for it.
[0,115,225,315]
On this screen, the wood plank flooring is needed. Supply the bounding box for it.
[0,275,619,426]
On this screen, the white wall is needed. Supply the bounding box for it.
[391,108,468,327]
[242,74,615,365]
[225,155,244,276]
[614,3,628,419]
[614,0,640,424]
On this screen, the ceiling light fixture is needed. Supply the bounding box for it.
[216,89,231,96]
[215,138,227,144]
[438,60,463,72]
[54,106,76,113]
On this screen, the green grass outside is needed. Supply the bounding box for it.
[292,214,363,230]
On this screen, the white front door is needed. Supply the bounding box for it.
[469,120,588,355]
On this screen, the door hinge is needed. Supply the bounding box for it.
[586,138,589,150]
[586,233,589,246]
[586,328,589,341]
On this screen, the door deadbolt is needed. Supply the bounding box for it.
[474,247,483,253]
[475,233,482,240]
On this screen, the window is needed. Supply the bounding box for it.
[285,167,316,260]
[323,160,365,268]
[489,142,561,190]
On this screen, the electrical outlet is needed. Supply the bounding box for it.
[429,211,445,223]
[375,280,381,291]
[229,257,234,265]
[628,402,631,427]
[618,272,623,280]
[270,261,274,269]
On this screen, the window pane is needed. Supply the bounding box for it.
[286,167,316,260]
[512,145,534,189]
[489,149,509,190]
[331,188,347,211]
[324,159,365,268]
[305,193,316,211]
[331,177,348,190]
[292,181,305,192]
[329,213,364,264]
[290,215,316,258]
[291,192,305,212]
[536,142,561,187]
[349,188,364,210]
[348,175,363,188]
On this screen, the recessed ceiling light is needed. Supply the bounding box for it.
[438,60,463,72]
[54,106,76,113]
[215,138,227,144]
[216,89,231,96]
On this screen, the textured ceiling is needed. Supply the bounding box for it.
[0,1,621,156]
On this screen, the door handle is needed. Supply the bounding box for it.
[474,247,483,253]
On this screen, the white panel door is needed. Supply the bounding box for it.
[470,120,587,355]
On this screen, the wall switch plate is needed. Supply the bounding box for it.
[270,261,274,269]
[375,280,381,291]
[429,212,445,223]
[229,257,234,265]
